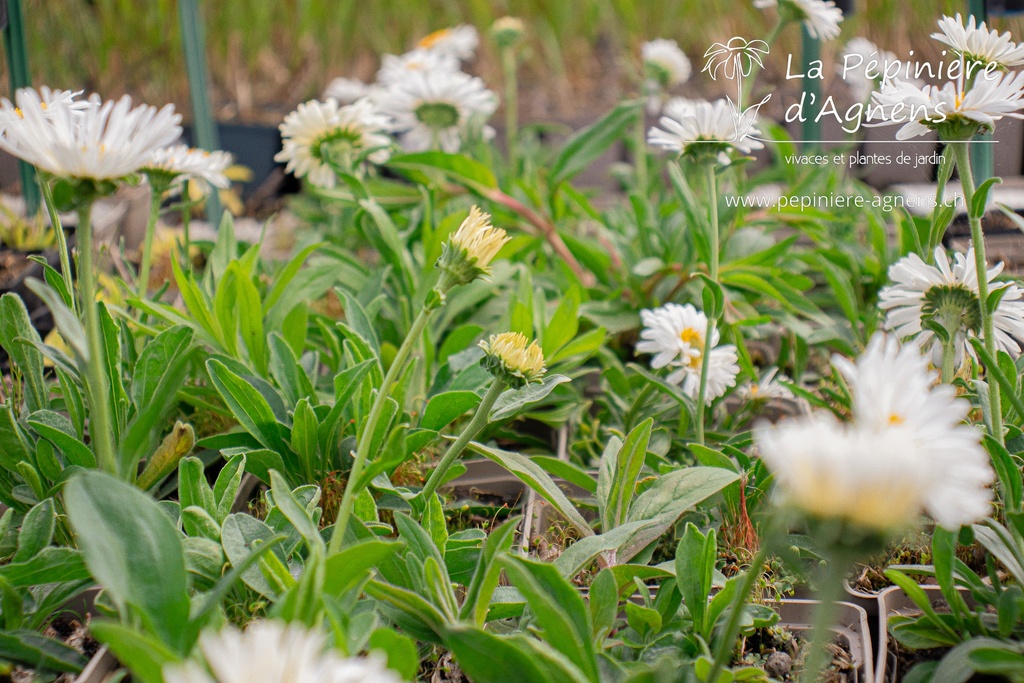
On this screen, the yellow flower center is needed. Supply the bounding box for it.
[888,413,904,426]
[418,28,451,49]
[679,327,704,367]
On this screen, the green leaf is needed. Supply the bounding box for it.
[460,516,520,626]
[0,630,87,674]
[490,375,571,422]
[123,325,195,467]
[368,628,419,681]
[471,442,593,537]
[500,555,597,680]
[0,547,89,586]
[65,471,190,653]
[14,499,55,562]
[207,359,289,456]
[0,293,47,414]
[972,177,1002,219]
[27,410,95,468]
[605,419,652,530]
[550,100,640,187]
[89,622,180,683]
[675,524,716,638]
[221,513,286,598]
[626,467,739,523]
[421,390,481,431]
[445,625,586,683]
[387,151,498,191]
[323,539,402,597]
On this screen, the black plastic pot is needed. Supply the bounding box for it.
[181,123,285,199]
[987,0,1024,16]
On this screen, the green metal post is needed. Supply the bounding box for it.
[178,0,222,224]
[3,0,39,215]
[801,25,821,151]
[969,0,994,182]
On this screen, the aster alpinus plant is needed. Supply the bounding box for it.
[328,205,509,553]
[0,88,181,477]
[870,14,1024,444]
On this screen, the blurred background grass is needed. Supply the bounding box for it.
[16,0,1024,124]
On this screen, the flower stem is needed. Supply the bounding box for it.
[706,546,769,683]
[741,18,784,109]
[417,379,506,508]
[634,108,648,195]
[329,302,437,554]
[953,141,1003,444]
[181,179,192,273]
[77,201,117,476]
[799,555,850,683]
[695,162,721,446]
[137,185,163,299]
[39,179,76,316]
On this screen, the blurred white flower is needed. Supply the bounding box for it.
[374,70,497,153]
[932,13,1024,71]
[377,49,460,87]
[275,98,392,188]
[323,77,372,105]
[143,144,232,191]
[163,621,405,683]
[643,39,692,88]
[756,334,992,531]
[0,90,181,181]
[870,71,1024,139]
[637,303,739,404]
[739,367,794,402]
[648,97,763,162]
[753,0,843,41]
[416,25,479,61]
[879,247,1024,367]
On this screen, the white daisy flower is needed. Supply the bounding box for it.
[0,87,91,130]
[870,71,1024,140]
[642,39,692,89]
[416,24,479,61]
[163,621,406,683]
[143,144,232,191]
[648,97,763,162]
[739,367,795,402]
[756,334,992,532]
[0,90,181,181]
[323,77,371,105]
[636,303,740,404]
[753,0,844,41]
[642,39,693,114]
[275,97,392,188]
[878,246,1024,367]
[374,70,497,153]
[377,49,460,87]
[932,13,1024,71]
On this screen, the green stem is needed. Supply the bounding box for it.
[695,162,721,447]
[137,185,163,299]
[418,379,506,507]
[799,555,850,683]
[941,334,957,386]
[741,18,785,109]
[706,547,769,683]
[181,179,192,273]
[39,179,75,316]
[634,109,648,195]
[953,141,1003,444]
[329,302,437,554]
[501,46,519,169]
[77,201,117,476]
